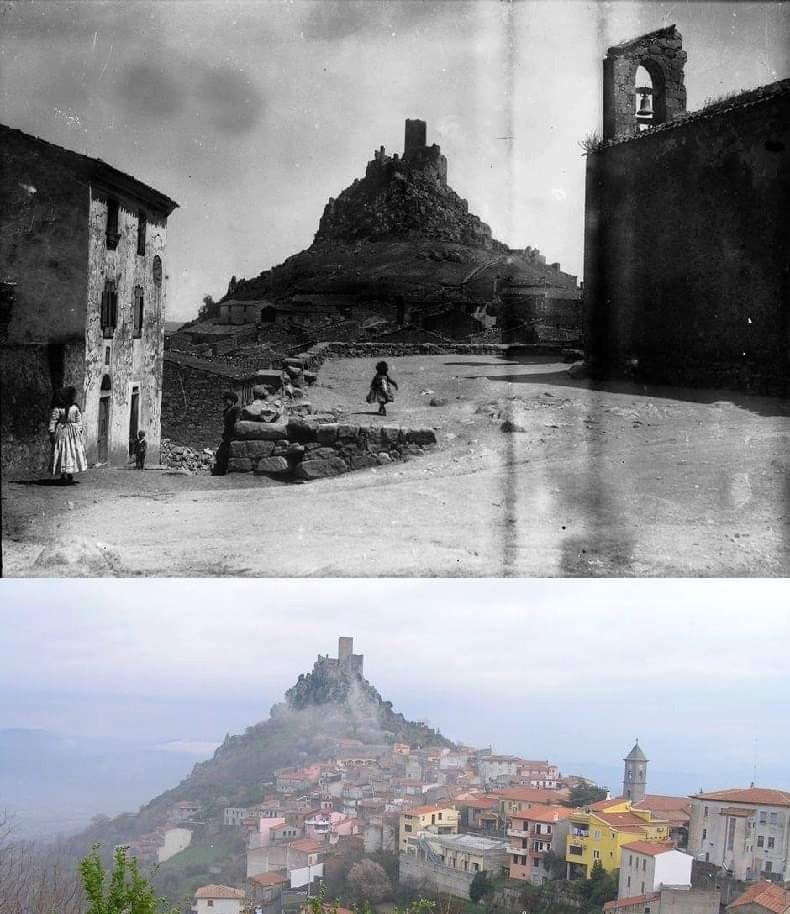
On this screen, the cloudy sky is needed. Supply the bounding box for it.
[1,1,788,321]
[2,579,789,800]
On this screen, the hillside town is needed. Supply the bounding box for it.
[98,640,789,914]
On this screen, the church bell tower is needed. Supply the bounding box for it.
[623,739,648,803]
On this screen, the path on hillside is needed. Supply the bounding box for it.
[3,355,789,576]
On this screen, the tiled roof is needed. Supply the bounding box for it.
[0,122,178,213]
[594,811,661,829]
[511,804,573,824]
[494,787,566,803]
[195,884,246,899]
[728,881,790,913]
[459,796,500,810]
[620,840,676,856]
[250,872,288,887]
[289,838,323,853]
[596,78,790,151]
[692,788,790,807]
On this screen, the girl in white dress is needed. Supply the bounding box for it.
[49,386,87,483]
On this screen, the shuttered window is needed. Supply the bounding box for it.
[101,280,118,337]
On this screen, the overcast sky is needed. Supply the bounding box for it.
[1,578,789,796]
[1,1,788,321]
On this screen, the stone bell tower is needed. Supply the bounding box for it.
[602,25,687,141]
[623,739,649,803]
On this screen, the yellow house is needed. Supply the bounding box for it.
[565,799,670,878]
[399,804,459,852]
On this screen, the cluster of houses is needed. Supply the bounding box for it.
[167,736,789,914]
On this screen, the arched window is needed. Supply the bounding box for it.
[100,374,112,392]
[635,59,668,128]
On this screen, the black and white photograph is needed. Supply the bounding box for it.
[1,0,788,576]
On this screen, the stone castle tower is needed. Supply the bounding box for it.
[336,636,364,676]
[623,739,648,803]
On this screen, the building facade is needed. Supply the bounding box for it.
[688,788,790,882]
[1,124,177,472]
[618,841,692,898]
[507,804,572,885]
[583,29,790,393]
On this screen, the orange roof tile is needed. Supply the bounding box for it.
[728,881,790,913]
[620,840,676,856]
[289,838,323,853]
[250,872,288,887]
[594,811,663,829]
[494,787,567,803]
[195,884,246,899]
[692,788,790,807]
[510,804,574,824]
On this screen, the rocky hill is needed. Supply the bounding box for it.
[216,119,579,336]
[65,641,453,855]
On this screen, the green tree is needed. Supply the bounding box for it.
[79,845,178,914]
[469,870,493,904]
[566,783,609,808]
[578,860,618,912]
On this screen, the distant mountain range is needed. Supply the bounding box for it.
[0,728,216,840]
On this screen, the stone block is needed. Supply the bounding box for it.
[254,456,290,475]
[350,453,379,470]
[229,440,247,458]
[380,425,400,444]
[317,423,338,444]
[244,440,276,459]
[286,443,306,459]
[235,421,289,440]
[337,424,360,441]
[294,457,348,480]
[313,447,339,460]
[377,452,392,465]
[228,458,253,473]
[286,418,318,442]
[404,428,437,445]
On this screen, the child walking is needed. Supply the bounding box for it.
[134,430,147,469]
[368,360,399,416]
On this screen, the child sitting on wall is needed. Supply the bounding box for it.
[134,430,147,469]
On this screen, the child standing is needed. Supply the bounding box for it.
[368,360,399,416]
[134,430,147,469]
[48,386,87,484]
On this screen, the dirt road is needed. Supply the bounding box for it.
[3,354,788,576]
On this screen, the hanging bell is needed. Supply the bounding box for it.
[636,89,653,119]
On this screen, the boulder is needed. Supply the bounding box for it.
[234,421,289,440]
[350,453,378,470]
[312,447,340,460]
[240,399,284,422]
[228,457,253,472]
[232,440,275,459]
[254,456,290,475]
[337,424,360,441]
[295,457,348,480]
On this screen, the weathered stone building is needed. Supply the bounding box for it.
[0,124,178,472]
[583,27,790,392]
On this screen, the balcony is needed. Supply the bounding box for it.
[567,844,585,857]
[507,828,529,839]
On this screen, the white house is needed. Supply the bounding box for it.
[688,788,790,882]
[618,841,693,899]
[192,884,245,914]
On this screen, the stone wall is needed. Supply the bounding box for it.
[227,418,436,481]
[161,359,230,452]
[584,83,790,393]
[399,854,476,900]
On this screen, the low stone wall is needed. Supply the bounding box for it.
[287,340,567,372]
[228,418,437,481]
